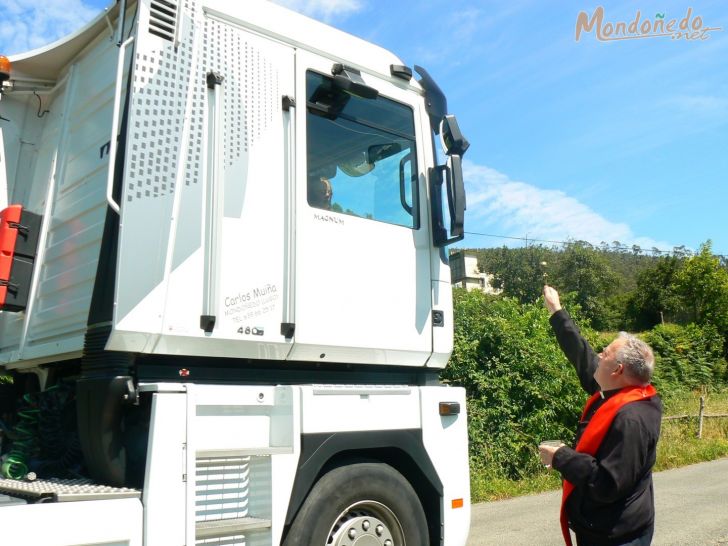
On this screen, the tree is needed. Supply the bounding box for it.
[673,241,728,341]
[554,241,620,329]
[626,256,684,330]
[479,245,552,304]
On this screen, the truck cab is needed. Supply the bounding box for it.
[0,1,470,544]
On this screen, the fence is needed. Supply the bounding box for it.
[663,396,728,438]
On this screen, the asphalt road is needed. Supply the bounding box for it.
[467,458,728,545]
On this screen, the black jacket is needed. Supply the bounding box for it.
[550,310,662,544]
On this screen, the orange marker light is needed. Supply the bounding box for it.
[0,56,11,83]
[439,401,461,416]
[451,498,464,509]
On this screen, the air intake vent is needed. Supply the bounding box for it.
[149,0,178,42]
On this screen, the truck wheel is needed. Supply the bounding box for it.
[283,462,429,546]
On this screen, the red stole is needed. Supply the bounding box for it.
[560,384,657,546]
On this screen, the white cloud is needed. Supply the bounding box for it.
[463,160,675,252]
[0,0,99,55]
[270,0,363,22]
[661,95,728,118]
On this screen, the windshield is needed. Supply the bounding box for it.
[305,71,419,229]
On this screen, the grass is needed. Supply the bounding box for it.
[471,469,562,502]
[659,388,728,415]
[470,389,728,503]
[655,389,728,471]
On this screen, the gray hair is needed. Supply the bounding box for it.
[615,332,655,385]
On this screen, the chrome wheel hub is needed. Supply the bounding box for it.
[328,501,404,546]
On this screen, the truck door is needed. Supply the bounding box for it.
[289,52,433,366]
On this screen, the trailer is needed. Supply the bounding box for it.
[0,0,470,544]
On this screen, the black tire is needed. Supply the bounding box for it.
[283,462,429,546]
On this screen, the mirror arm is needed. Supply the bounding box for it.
[414,65,447,135]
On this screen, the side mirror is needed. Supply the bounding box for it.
[431,115,468,247]
[431,155,466,247]
[439,115,470,157]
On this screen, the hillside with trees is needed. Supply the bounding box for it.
[466,240,728,339]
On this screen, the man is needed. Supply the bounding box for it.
[539,285,662,546]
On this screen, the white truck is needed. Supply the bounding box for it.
[0,0,470,544]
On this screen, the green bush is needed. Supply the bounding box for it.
[442,289,587,479]
[645,322,728,393]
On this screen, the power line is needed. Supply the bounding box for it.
[463,230,728,259]
[465,231,570,247]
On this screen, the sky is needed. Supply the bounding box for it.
[1,0,726,257]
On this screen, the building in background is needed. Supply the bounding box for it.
[450,251,500,294]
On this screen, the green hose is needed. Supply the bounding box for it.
[1,394,39,480]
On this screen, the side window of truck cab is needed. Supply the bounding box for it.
[305,71,419,229]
